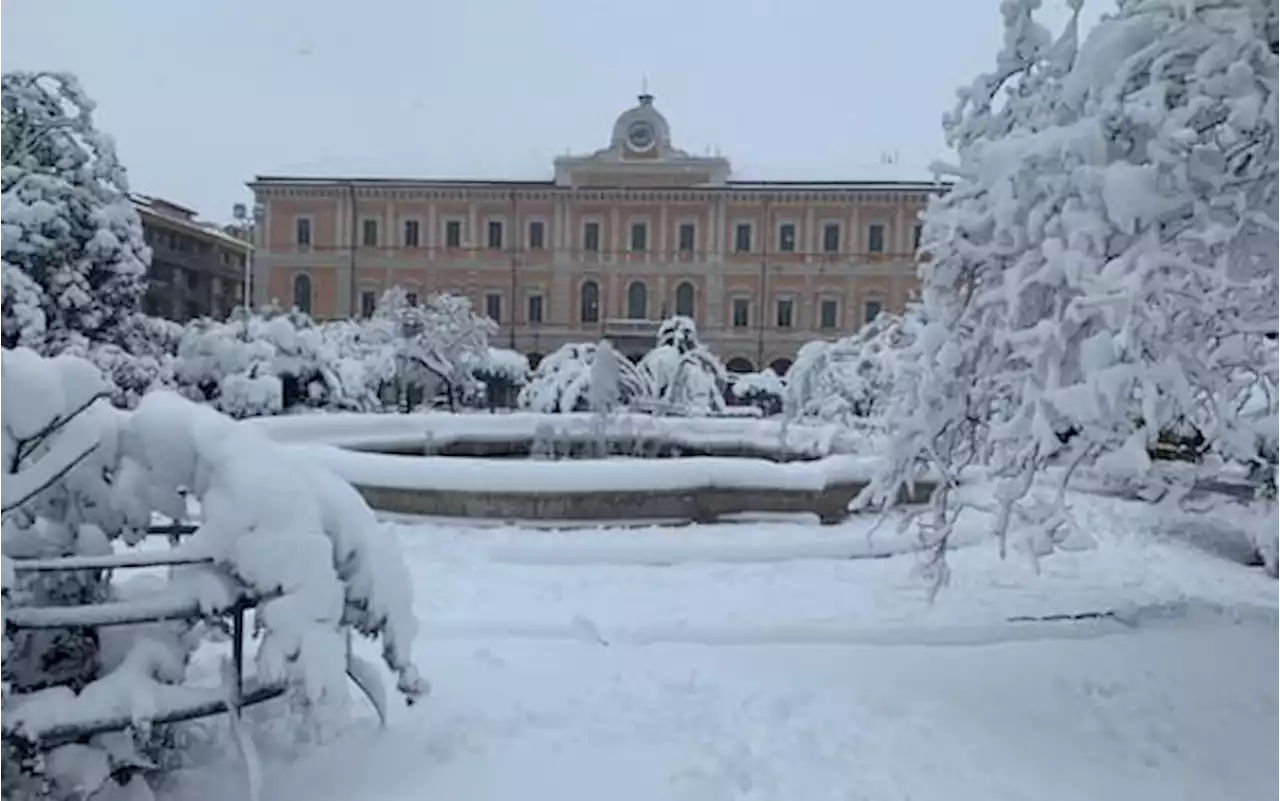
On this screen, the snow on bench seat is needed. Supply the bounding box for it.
[10,551,214,573]
[4,680,287,750]
[5,590,265,630]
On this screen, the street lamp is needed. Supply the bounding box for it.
[232,201,264,312]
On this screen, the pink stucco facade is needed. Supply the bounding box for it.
[250,93,941,373]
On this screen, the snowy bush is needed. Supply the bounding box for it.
[729,369,785,417]
[2,348,428,797]
[173,308,391,418]
[466,347,530,410]
[784,313,906,424]
[864,0,1279,586]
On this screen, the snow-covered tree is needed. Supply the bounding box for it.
[638,317,727,416]
[785,313,906,424]
[368,288,494,411]
[865,0,1279,585]
[1,72,149,351]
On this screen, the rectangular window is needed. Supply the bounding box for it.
[867,223,885,253]
[913,223,923,250]
[528,220,546,250]
[734,223,753,253]
[776,298,794,328]
[779,223,797,253]
[445,220,462,249]
[405,292,418,307]
[527,294,544,324]
[403,219,420,248]
[362,219,379,248]
[732,298,750,328]
[678,222,696,253]
[822,223,840,253]
[864,299,883,325]
[630,222,648,252]
[295,218,312,247]
[583,221,600,252]
[485,293,502,323]
[820,299,839,329]
[487,220,504,250]
[185,270,200,291]
[360,291,377,318]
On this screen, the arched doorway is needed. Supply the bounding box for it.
[768,357,793,376]
[580,280,600,323]
[292,274,312,314]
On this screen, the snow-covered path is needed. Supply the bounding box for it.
[161,498,1279,801]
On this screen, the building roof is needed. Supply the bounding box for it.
[132,194,253,253]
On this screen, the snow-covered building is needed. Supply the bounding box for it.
[134,195,252,322]
[249,93,942,373]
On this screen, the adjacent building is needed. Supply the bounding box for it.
[134,195,251,322]
[249,93,941,373]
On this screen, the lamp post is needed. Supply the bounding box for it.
[232,202,263,312]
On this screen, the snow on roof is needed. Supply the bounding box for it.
[132,194,253,252]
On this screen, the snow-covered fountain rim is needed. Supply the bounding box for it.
[244,412,863,456]
[245,413,891,494]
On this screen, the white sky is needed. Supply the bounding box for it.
[2,0,1102,222]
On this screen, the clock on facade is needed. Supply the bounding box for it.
[626,120,655,151]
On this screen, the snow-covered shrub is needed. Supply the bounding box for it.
[467,347,530,410]
[638,316,727,416]
[864,0,1279,585]
[2,348,427,797]
[785,314,905,424]
[173,309,390,418]
[729,369,785,417]
[1,71,148,352]
[518,341,652,413]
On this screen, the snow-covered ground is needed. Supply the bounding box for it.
[156,489,1278,801]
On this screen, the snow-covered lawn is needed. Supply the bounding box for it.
[157,491,1278,801]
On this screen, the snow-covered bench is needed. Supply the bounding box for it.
[2,529,384,756]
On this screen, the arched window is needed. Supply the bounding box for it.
[580,280,600,324]
[292,274,312,314]
[769,357,794,376]
[627,281,648,320]
[674,281,695,318]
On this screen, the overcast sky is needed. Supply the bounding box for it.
[3,0,1101,223]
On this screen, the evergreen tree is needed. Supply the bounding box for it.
[1,71,149,351]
